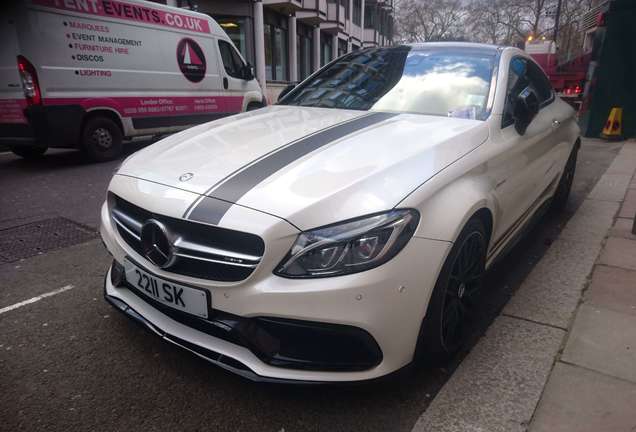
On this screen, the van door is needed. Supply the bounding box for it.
[216,39,249,114]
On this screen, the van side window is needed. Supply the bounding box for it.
[218,40,246,79]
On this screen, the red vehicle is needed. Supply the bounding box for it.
[525,40,589,108]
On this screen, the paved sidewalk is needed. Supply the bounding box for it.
[412,140,636,432]
[529,145,636,432]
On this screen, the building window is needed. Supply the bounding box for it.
[353,0,362,26]
[321,34,332,66]
[214,17,250,64]
[364,5,376,29]
[264,11,288,81]
[338,39,347,57]
[297,23,313,81]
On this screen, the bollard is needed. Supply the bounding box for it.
[632,214,636,235]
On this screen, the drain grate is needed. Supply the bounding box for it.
[0,217,98,262]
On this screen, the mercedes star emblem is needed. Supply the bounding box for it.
[179,172,194,182]
[140,219,175,269]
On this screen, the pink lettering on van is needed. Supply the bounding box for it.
[32,0,211,34]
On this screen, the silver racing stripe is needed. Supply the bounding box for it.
[185,111,397,225]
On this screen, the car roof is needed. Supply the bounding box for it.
[404,42,504,54]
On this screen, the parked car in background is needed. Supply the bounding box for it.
[0,0,264,161]
[100,42,580,383]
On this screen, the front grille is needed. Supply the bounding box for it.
[109,193,264,282]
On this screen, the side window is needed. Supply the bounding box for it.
[526,61,553,104]
[502,57,554,128]
[218,40,245,79]
[503,57,528,128]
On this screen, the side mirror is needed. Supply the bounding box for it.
[241,63,254,81]
[277,83,296,102]
[513,87,540,135]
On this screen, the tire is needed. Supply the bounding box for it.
[415,217,488,364]
[246,102,264,111]
[81,116,123,162]
[551,144,579,212]
[10,146,47,159]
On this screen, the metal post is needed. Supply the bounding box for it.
[288,14,298,82]
[553,0,562,43]
[253,0,267,92]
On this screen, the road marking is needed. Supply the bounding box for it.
[0,285,74,315]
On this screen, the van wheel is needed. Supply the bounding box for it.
[246,102,264,111]
[81,117,123,162]
[11,146,47,159]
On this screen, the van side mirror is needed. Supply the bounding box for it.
[241,63,254,81]
[513,87,539,135]
[277,83,296,102]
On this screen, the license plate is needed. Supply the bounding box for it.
[124,259,209,319]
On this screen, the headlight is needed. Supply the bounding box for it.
[274,209,420,278]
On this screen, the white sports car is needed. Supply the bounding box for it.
[101,42,579,383]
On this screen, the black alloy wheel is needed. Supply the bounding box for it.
[551,143,579,212]
[415,217,488,363]
[440,229,486,352]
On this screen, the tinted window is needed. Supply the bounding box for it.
[218,40,245,79]
[503,57,554,127]
[526,61,553,102]
[279,47,497,120]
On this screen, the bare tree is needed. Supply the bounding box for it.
[395,0,594,54]
[395,0,469,43]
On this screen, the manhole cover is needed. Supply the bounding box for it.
[0,217,98,262]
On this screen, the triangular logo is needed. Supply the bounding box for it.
[182,42,203,65]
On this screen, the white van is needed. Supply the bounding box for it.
[0,0,264,161]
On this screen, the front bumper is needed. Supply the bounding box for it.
[100,178,452,382]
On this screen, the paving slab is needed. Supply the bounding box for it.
[587,173,633,202]
[529,362,636,432]
[605,148,636,175]
[503,234,608,329]
[554,198,619,245]
[561,304,636,383]
[411,316,564,432]
[585,265,636,316]
[609,217,636,240]
[598,237,636,271]
[618,188,636,218]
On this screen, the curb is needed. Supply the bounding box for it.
[412,140,636,432]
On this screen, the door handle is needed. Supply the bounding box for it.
[552,119,561,128]
[223,77,228,90]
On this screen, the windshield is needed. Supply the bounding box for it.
[279,46,497,120]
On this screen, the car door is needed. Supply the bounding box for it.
[488,56,558,251]
[217,39,249,114]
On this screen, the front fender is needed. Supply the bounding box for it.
[400,171,497,247]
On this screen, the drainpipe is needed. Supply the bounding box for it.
[313,25,321,71]
[332,33,338,60]
[253,0,267,92]
[360,0,366,48]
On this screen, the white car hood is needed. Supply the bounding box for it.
[118,105,488,229]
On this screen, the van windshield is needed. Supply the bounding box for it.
[279,46,497,120]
